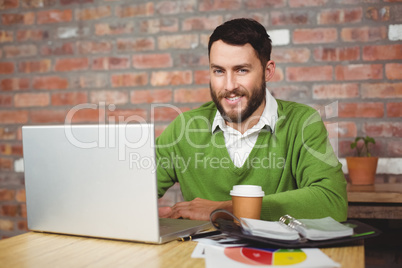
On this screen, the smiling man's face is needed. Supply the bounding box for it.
[209,40,267,124]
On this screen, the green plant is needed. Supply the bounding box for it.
[350,136,376,157]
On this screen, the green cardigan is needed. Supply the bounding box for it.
[156,100,348,221]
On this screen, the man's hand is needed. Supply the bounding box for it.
[158,198,232,221]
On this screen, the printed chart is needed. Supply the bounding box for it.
[224,247,307,266]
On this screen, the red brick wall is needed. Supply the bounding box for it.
[0,0,401,238]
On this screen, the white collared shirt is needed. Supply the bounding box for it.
[211,89,278,167]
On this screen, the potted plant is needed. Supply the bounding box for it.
[346,136,378,185]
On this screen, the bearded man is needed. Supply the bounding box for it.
[156,18,347,222]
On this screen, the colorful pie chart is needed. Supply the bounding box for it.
[224,247,307,266]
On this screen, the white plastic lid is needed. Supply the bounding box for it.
[230,185,265,197]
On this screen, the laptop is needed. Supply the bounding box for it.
[22,124,211,244]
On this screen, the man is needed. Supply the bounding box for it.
[156,18,347,222]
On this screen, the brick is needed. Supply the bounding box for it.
[289,0,327,7]
[0,158,13,171]
[3,44,37,58]
[65,107,105,124]
[272,48,310,63]
[182,16,223,31]
[0,62,14,74]
[37,9,72,24]
[0,204,18,216]
[199,0,242,11]
[178,53,209,67]
[194,70,209,85]
[117,38,155,52]
[269,86,310,102]
[174,88,211,103]
[18,220,28,231]
[364,122,402,138]
[0,143,22,156]
[0,219,13,231]
[0,95,12,107]
[365,6,390,21]
[41,43,74,56]
[152,106,190,122]
[318,8,362,24]
[60,0,93,5]
[387,140,402,157]
[271,11,309,26]
[361,83,402,98]
[115,3,153,17]
[1,12,34,25]
[14,93,50,108]
[76,6,111,21]
[74,74,108,89]
[111,73,148,88]
[0,30,13,43]
[0,127,18,140]
[155,125,168,138]
[339,102,384,118]
[271,67,284,82]
[16,189,26,202]
[33,76,69,90]
[151,71,192,86]
[77,41,112,54]
[57,26,90,39]
[107,109,148,123]
[313,83,359,99]
[132,54,173,69]
[335,64,383,81]
[21,0,56,8]
[0,110,29,124]
[16,29,49,42]
[20,203,27,218]
[341,27,387,42]
[363,44,402,61]
[286,66,332,82]
[19,59,51,73]
[155,0,196,15]
[54,58,89,72]
[52,92,88,106]
[0,0,18,10]
[131,89,172,104]
[90,90,129,105]
[95,22,134,36]
[139,18,179,34]
[248,0,286,8]
[386,64,402,80]
[92,57,130,70]
[0,189,15,201]
[1,78,30,91]
[387,103,402,117]
[293,28,337,44]
[328,121,357,138]
[313,47,360,62]
[158,34,198,50]
[30,109,66,124]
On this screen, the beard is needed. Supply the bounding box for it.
[210,78,266,124]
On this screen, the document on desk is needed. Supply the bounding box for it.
[193,243,340,268]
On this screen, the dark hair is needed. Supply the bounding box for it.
[208,18,272,67]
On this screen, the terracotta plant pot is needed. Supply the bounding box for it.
[346,157,379,185]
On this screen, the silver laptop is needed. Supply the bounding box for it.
[22,124,211,244]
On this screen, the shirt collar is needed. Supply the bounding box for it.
[212,88,278,134]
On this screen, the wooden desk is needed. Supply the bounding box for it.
[0,232,364,268]
[347,183,402,219]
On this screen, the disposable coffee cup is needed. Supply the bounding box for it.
[230,185,264,220]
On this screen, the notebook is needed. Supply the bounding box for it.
[22,124,211,244]
[242,215,353,241]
